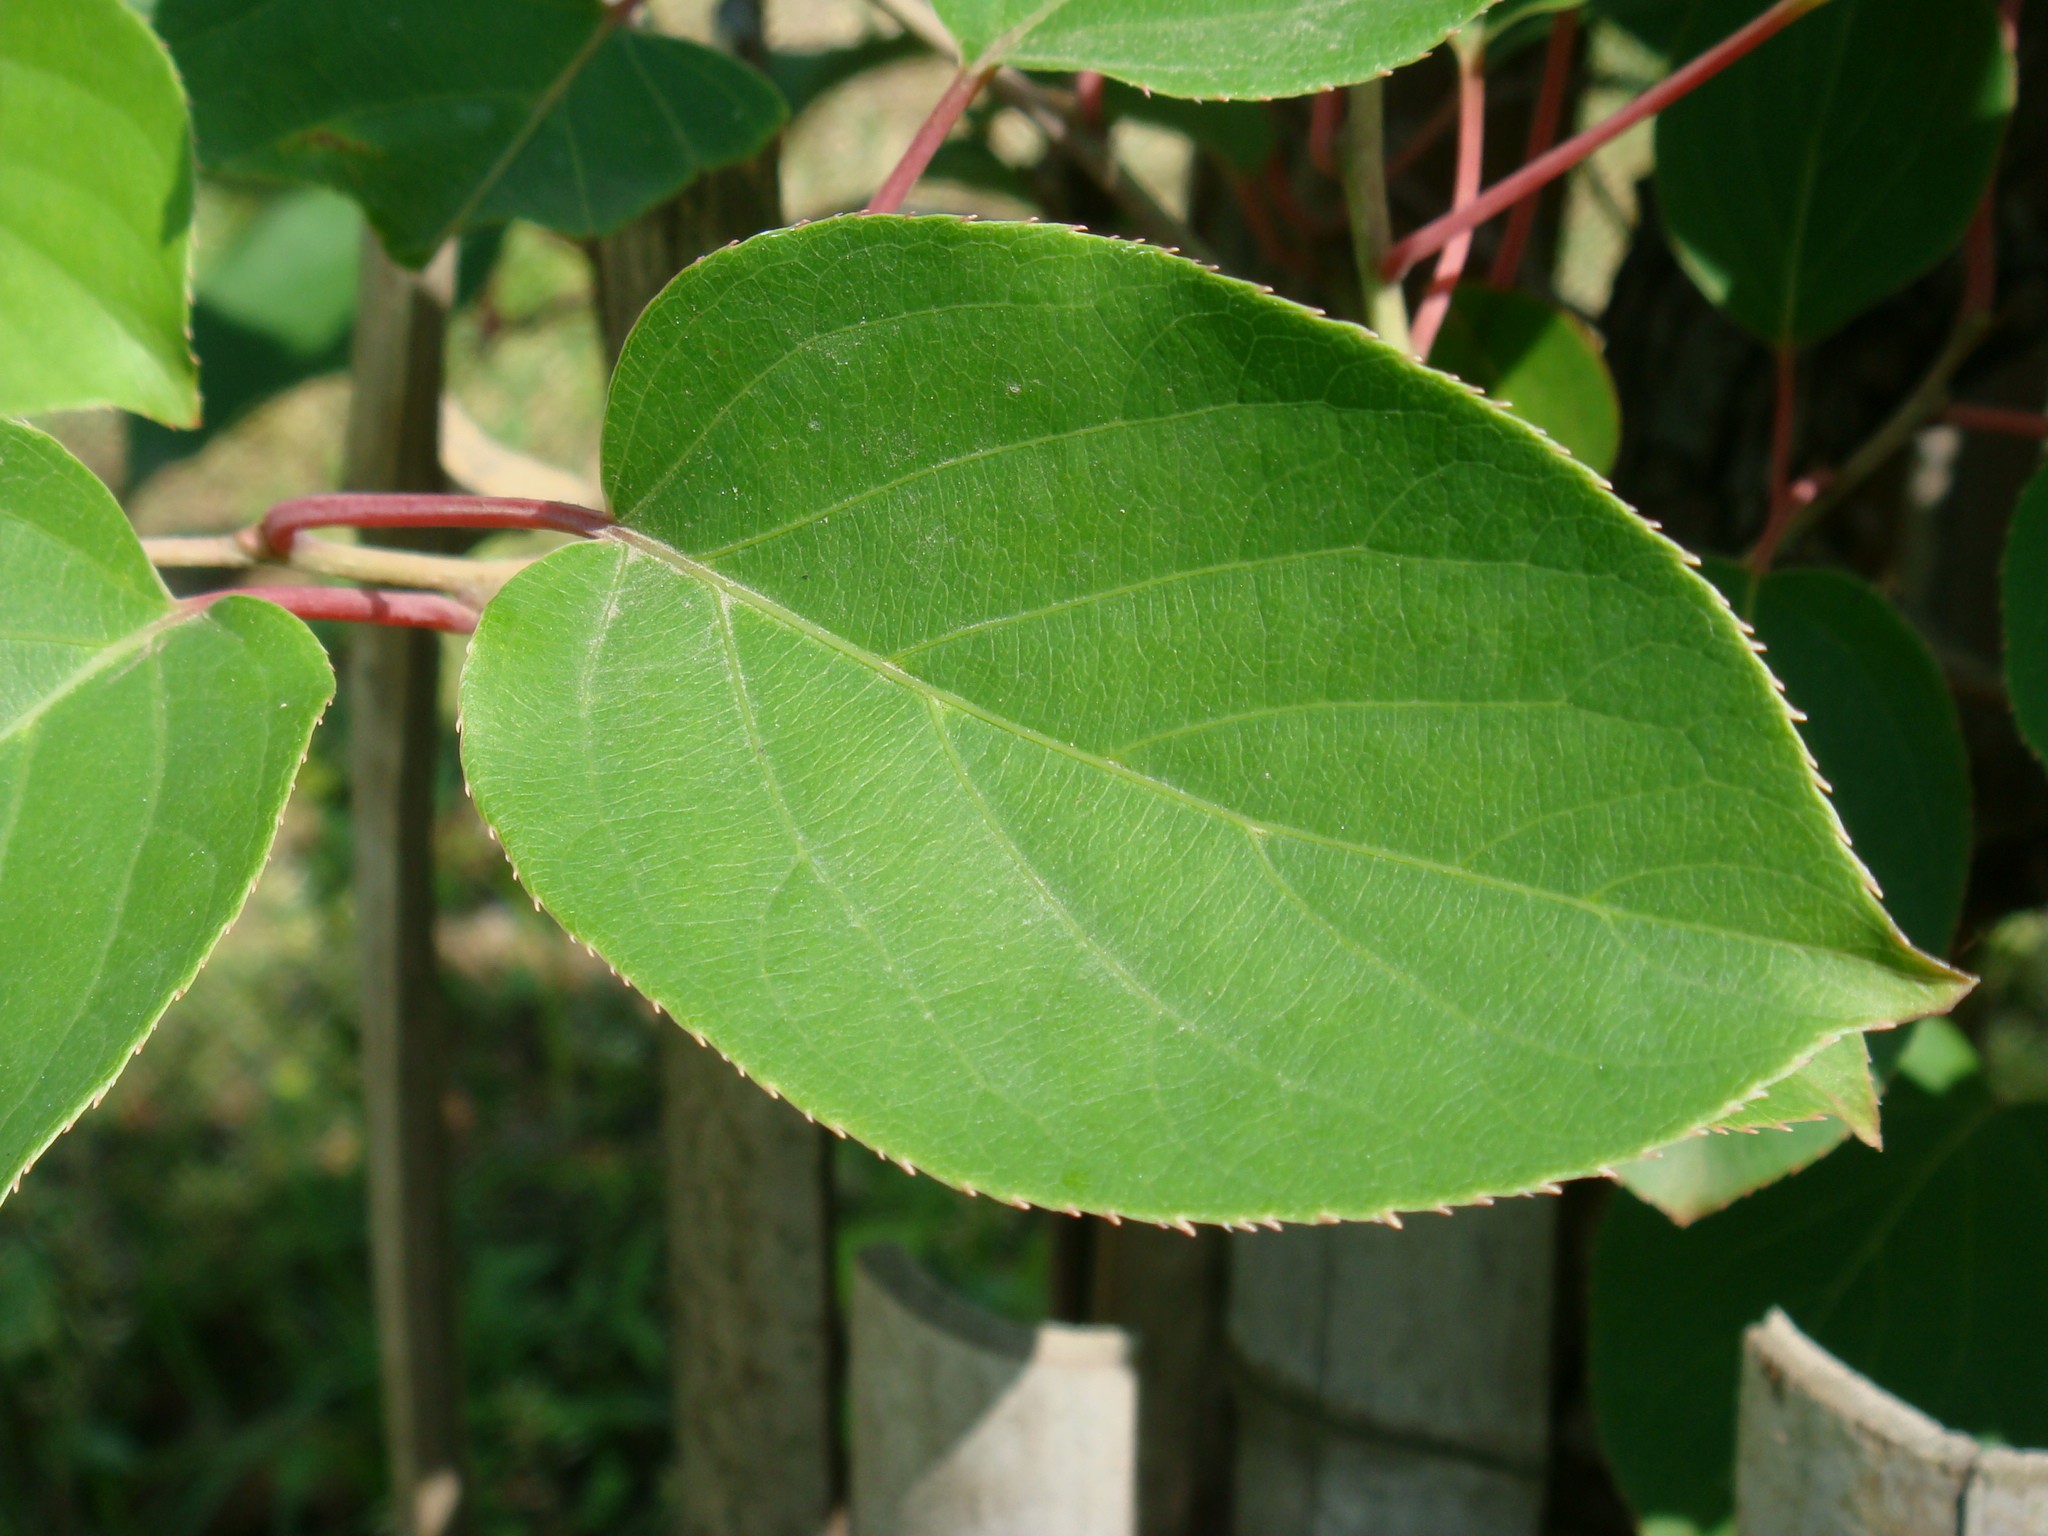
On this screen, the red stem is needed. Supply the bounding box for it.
[1076,70,1106,131]
[1944,403,2048,440]
[1488,8,1580,290]
[1409,41,1488,360]
[1383,0,1831,281]
[1309,90,1346,180]
[188,586,480,634]
[1748,347,1804,578]
[255,494,611,558]
[867,65,996,215]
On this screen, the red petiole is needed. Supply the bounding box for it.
[185,586,483,635]
[1408,36,1488,360]
[1383,0,1832,282]
[1488,8,1580,290]
[867,64,997,216]
[1747,348,1807,578]
[1945,403,2048,440]
[251,493,612,560]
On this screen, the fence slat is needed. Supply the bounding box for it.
[851,1246,1138,1536]
[1229,1203,1556,1535]
[346,234,469,1536]
[1738,1310,2048,1536]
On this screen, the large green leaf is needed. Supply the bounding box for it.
[1655,0,2012,347]
[156,0,787,270]
[0,421,331,1201]
[2003,466,2048,765]
[0,0,198,425]
[927,0,1497,98]
[1620,565,1971,1218]
[1430,285,1622,475]
[459,217,1962,1226]
[1593,1077,2048,1531]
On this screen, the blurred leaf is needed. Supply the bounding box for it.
[1619,565,1970,1218]
[130,187,363,483]
[0,421,332,1202]
[770,33,927,116]
[2002,466,2048,765]
[1585,0,1693,56]
[930,0,1497,98]
[157,0,787,269]
[923,138,1040,205]
[460,216,1962,1226]
[0,0,198,424]
[1655,0,2012,346]
[1593,1078,2048,1531]
[1430,284,1622,474]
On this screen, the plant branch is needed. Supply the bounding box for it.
[1382,0,1833,281]
[1409,34,1488,360]
[1342,79,1412,354]
[184,586,481,634]
[144,533,535,605]
[861,0,1213,260]
[1309,91,1345,180]
[1488,7,1579,290]
[1748,347,1805,577]
[1945,402,2048,440]
[254,493,611,559]
[867,63,996,214]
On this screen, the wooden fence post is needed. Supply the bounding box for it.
[589,12,839,1528]
[1228,1202,1557,1534]
[345,232,468,1536]
[1737,1310,2048,1535]
[851,1246,1139,1536]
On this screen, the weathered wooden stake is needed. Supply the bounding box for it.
[345,233,469,1536]
[590,16,839,1527]
[852,1245,1138,1536]
[1738,1310,2048,1535]
[1229,1202,1557,1535]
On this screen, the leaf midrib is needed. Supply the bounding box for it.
[608,527,1932,973]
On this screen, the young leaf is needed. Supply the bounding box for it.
[1654,0,2013,347]
[1619,566,1970,1218]
[460,217,1963,1227]
[2002,466,2048,765]
[1619,1034,1874,1225]
[0,0,199,425]
[156,0,788,270]
[0,422,331,1202]
[1430,285,1622,474]
[927,0,1498,99]
[1593,1079,2048,1531]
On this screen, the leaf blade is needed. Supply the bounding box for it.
[0,422,332,1200]
[465,218,1963,1224]
[0,0,198,424]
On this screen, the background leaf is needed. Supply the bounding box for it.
[2002,465,2048,765]
[1620,565,1971,1218]
[158,0,787,269]
[928,0,1498,99]
[1430,284,1622,474]
[0,421,331,1201]
[460,217,1959,1226]
[1593,1077,2048,1531]
[1654,0,2012,346]
[0,0,198,425]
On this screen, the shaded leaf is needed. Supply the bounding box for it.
[1430,284,1622,474]
[0,0,198,425]
[158,0,787,269]
[1620,565,1970,1217]
[458,217,1960,1225]
[1593,1078,2048,1530]
[929,0,1498,99]
[771,33,928,117]
[0,421,332,1201]
[1099,80,1275,174]
[1655,0,2013,346]
[2002,465,2048,765]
